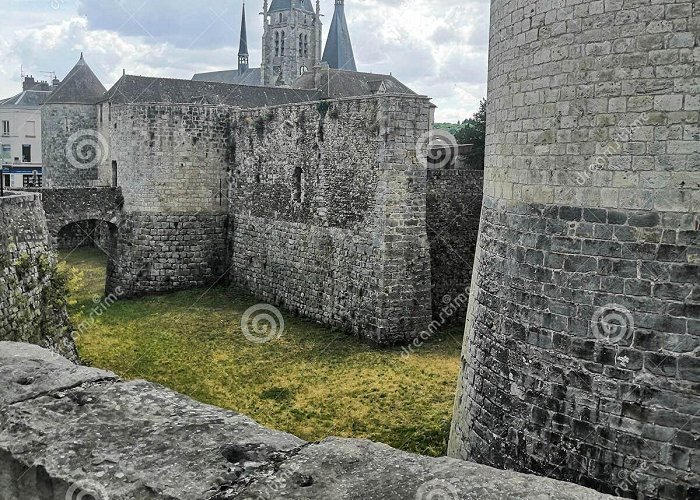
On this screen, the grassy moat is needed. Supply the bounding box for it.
[59,248,464,457]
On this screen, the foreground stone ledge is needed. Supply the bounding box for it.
[0,342,616,499]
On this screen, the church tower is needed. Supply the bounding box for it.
[238,2,249,73]
[261,0,322,86]
[322,0,356,71]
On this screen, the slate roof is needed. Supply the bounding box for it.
[44,54,106,105]
[239,3,249,56]
[102,75,320,108]
[293,69,415,99]
[0,90,53,108]
[193,68,264,87]
[322,2,356,71]
[269,0,315,13]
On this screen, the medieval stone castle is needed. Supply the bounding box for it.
[0,0,697,498]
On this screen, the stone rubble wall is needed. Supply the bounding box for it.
[41,104,101,188]
[21,187,124,248]
[449,0,699,498]
[228,96,433,345]
[427,166,483,323]
[0,194,76,361]
[55,220,111,251]
[0,342,617,500]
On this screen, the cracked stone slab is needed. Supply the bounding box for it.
[0,341,117,405]
[0,343,618,499]
[0,342,305,500]
[238,437,618,500]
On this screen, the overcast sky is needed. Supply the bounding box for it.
[1,0,489,122]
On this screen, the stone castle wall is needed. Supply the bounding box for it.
[42,104,100,188]
[427,165,483,323]
[0,193,76,361]
[228,96,433,345]
[98,105,229,296]
[449,0,699,498]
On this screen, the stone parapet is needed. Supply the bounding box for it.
[0,342,617,500]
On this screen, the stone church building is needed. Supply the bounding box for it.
[193,0,356,87]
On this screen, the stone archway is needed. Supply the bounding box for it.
[56,219,113,251]
[56,219,120,296]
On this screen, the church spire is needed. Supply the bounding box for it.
[238,2,249,73]
[322,0,357,72]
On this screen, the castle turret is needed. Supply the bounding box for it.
[321,0,356,72]
[41,53,107,188]
[238,2,249,73]
[448,0,699,498]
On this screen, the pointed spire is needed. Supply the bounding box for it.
[238,2,249,72]
[45,53,106,104]
[322,0,357,72]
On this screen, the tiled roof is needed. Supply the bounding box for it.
[293,69,415,99]
[44,54,106,105]
[269,0,314,13]
[103,74,320,108]
[0,90,53,108]
[192,68,264,87]
[322,2,356,72]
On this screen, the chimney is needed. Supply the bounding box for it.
[314,62,330,90]
[22,75,36,91]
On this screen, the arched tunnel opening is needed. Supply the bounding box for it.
[55,219,119,297]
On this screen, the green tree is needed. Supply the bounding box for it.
[454,98,486,168]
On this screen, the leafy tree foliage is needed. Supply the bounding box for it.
[434,99,486,168]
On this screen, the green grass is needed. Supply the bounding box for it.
[60,248,464,457]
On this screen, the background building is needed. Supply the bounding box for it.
[0,77,55,189]
[194,0,358,87]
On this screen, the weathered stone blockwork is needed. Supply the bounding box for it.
[106,213,228,296]
[0,193,76,361]
[97,105,229,296]
[0,342,616,500]
[228,96,433,345]
[449,0,699,498]
[427,167,483,322]
[28,187,123,246]
[41,104,100,187]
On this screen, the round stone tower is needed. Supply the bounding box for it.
[448,1,699,499]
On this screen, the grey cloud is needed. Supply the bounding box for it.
[76,0,244,49]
